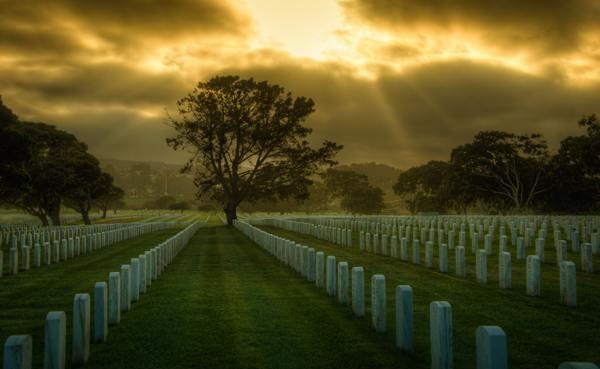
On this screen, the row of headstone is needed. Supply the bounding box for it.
[1,222,176,278]
[311,214,598,240]
[268,218,353,248]
[235,219,596,369]
[278,215,599,258]
[1,221,202,369]
[264,217,597,270]
[0,221,165,250]
[0,213,101,229]
[265,216,587,308]
[288,216,593,307]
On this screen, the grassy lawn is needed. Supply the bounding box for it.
[83,223,421,369]
[0,227,182,368]
[257,224,600,369]
[90,216,146,224]
[3,219,596,369]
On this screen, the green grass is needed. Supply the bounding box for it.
[83,223,421,369]
[0,227,182,368]
[90,216,146,224]
[258,224,600,369]
[3,218,596,368]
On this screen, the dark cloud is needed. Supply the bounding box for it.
[0,0,598,170]
[219,58,598,168]
[52,108,187,165]
[2,56,598,169]
[0,0,249,58]
[0,23,82,58]
[0,62,189,107]
[342,0,600,55]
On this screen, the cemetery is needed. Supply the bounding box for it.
[2,2,600,368]
[0,212,598,368]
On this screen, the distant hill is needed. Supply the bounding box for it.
[97,158,404,210]
[100,158,183,173]
[335,162,402,195]
[99,158,196,198]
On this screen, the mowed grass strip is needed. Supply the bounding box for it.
[83,224,422,369]
[259,225,600,369]
[0,227,182,368]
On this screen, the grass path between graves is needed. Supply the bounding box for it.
[83,222,425,369]
[0,227,182,368]
[257,225,600,369]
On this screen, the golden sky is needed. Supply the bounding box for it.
[1,0,599,167]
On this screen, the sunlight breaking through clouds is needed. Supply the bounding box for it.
[0,0,599,167]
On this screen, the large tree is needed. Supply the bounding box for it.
[322,168,371,200]
[65,169,117,225]
[0,121,93,225]
[340,185,385,214]
[542,114,600,212]
[0,100,109,225]
[95,178,125,219]
[450,131,550,211]
[167,75,342,224]
[393,161,452,214]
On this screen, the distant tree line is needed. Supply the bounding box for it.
[239,168,386,215]
[0,97,125,225]
[394,115,600,214]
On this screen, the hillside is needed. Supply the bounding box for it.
[335,162,402,195]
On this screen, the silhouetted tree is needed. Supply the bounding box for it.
[440,163,476,213]
[393,161,451,214]
[450,131,549,211]
[340,185,385,214]
[542,114,600,211]
[65,170,117,225]
[322,168,370,200]
[95,180,125,219]
[0,121,94,225]
[0,96,18,126]
[167,75,342,224]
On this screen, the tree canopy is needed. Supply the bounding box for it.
[0,100,123,225]
[393,161,452,214]
[0,96,18,126]
[167,75,342,224]
[95,178,125,218]
[450,131,549,210]
[394,119,600,214]
[541,114,600,212]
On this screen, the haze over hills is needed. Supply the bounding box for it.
[100,157,402,204]
[99,158,196,200]
[100,158,184,174]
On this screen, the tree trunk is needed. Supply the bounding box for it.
[102,207,107,219]
[81,210,92,225]
[48,208,61,226]
[36,214,49,226]
[224,203,237,226]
